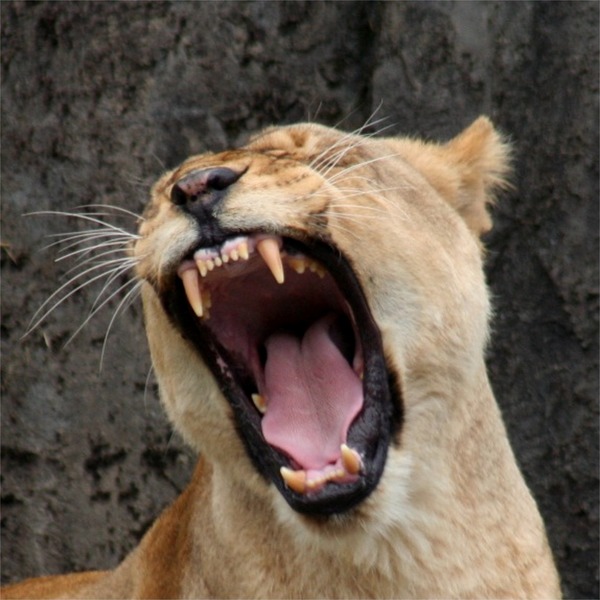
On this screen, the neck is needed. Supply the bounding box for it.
[180,365,555,598]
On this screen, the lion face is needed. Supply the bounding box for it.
[134,119,508,519]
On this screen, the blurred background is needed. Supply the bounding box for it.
[1,2,597,597]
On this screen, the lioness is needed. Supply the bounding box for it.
[3,117,560,599]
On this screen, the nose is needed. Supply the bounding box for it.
[170,167,245,213]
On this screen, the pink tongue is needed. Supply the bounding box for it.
[261,314,363,470]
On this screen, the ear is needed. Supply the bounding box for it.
[394,117,511,237]
[441,117,512,236]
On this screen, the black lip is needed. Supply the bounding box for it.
[161,233,402,516]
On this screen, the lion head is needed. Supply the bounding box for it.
[134,117,510,523]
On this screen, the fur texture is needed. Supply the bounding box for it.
[3,118,560,599]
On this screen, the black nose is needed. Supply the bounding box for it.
[170,167,244,210]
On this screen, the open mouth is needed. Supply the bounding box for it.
[163,232,400,516]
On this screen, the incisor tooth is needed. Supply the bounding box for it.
[230,248,239,261]
[206,259,215,271]
[257,238,285,284]
[251,393,267,414]
[196,259,208,278]
[238,241,249,260]
[180,269,203,317]
[340,444,362,475]
[214,256,223,267]
[280,467,306,494]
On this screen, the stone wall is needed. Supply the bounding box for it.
[1,2,597,597]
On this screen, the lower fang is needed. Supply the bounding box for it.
[280,467,306,494]
[341,444,362,475]
[251,393,267,414]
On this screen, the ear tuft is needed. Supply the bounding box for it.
[442,116,512,236]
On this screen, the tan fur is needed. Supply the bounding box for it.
[3,118,560,599]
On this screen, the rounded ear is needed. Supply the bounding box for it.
[391,117,512,238]
[442,117,512,236]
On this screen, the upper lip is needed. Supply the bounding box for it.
[160,229,399,515]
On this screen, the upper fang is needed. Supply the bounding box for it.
[256,237,285,284]
[179,268,203,317]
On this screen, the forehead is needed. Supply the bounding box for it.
[156,124,371,192]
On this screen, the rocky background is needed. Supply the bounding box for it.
[1,2,597,597]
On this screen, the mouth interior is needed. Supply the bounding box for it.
[260,311,363,470]
[174,234,393,508]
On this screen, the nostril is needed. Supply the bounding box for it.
[171,183,188,206]
[170,167,245,207]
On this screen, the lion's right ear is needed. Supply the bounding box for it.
[441,117,512,236]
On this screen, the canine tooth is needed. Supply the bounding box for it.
[280,467,306,494]
[180,269,203,317]
[251,393,267,414]
[196,259,208,278]
[257,238,285,284]
[340,444,362,475]
[238,241,249,260]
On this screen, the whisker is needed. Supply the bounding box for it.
[44,229,136,249]
[143,363,156,410]
[42,235,133,258]
[25,210,137,238]
[89,259,137,312]
[63,255,136,277]
[45,228,136,242]
[309,112,394,176]
[57,239,133,263]
[64,272,139,349]
[324,152,404,187]
[99,280,143,370]
[74,203,144,221]
[24,259,136,336]
[332,204,391,216]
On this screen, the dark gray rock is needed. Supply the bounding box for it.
[1,2,597,597]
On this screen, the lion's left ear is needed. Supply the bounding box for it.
[440,116,512,236]
[395,117,511,237]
